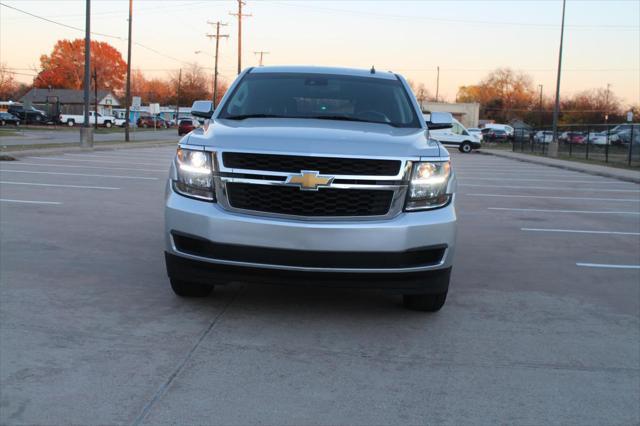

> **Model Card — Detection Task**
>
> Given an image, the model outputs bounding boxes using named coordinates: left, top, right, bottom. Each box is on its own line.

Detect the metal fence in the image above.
left=510, top=124, right=640, bottom=167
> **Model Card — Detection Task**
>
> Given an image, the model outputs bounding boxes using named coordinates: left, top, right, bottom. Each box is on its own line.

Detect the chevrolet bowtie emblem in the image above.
left=285, top=170, right=334, bottom=191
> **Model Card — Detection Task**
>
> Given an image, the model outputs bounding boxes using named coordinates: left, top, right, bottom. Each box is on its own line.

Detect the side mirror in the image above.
left=425, top=111, right=453, bottom=130
left=191, top=100, right=214, bottom=119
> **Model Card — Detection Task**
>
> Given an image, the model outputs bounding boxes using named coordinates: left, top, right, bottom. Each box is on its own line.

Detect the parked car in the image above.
left=614, top=128, right=640, bottom=145
left=427, top=116, right=481, bottom=153
left=177, top=118, right=199, bottom=136
left=484, top=123, right=514, bottom=136
left=7, top=105, right=49, bottom=124
left=482, top=128, right=510, bottom=142
left=533, top=131, right=554, bottom=143
left=137, top=115, right=168, bottom=128
left=166, top=66, right=457, bottom=312
left=560, top=131, right=585, bottom=144
left=467, top=128, right=483, bottom=141
left=59, top=111, right=116, bottom=127
left=0, top=112, right=21, bottom=126
left=586, top=131, right=617, bottom=145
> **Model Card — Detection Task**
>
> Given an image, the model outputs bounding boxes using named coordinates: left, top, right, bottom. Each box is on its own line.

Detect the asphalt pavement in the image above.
left=0, top=147, right=638, bottom=425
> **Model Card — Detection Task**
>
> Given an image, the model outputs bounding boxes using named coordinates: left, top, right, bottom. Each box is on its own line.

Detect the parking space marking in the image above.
left=63, top=153, right=175, bottom=161
left=522, top=228, right=640, bottom=236
left=12, top=162, right=166, bottom=173
left=576, top=263, right=640, bottom=270
left=488, top=207, right=640, bottom=215
left=0, top=170, right=158, bottom=180
left=0, top=181, right=119, bottom=190
left=459, top=177, right=636, bottom=184
left=0, top=198, right=61, bottom=205
left=467, top=193, right=640, bottom=203
left=460, top=184, right=640, bottom=192
left=26, top=157, right=167, bottom=167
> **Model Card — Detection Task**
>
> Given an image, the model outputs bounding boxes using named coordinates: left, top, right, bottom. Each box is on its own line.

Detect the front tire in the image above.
left=104, top=121, right=112, bottom=128
left=403, top=291, right=448, bottom=312
left=459, top=141, right=473, bottom=153
left=170, top=278, right=214, bottom=297
left=67, top=119, right=75, bottom=127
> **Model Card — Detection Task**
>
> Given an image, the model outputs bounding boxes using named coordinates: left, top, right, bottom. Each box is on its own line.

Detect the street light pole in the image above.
left=604, top=83, right=611, bottom=124
left=81, top=0, right=92, bottom=146
left=124, top=0, right=133, bottom=142
left=549, top=0, right=567, bottom=157
left=538, top=84, right=543, bottom=128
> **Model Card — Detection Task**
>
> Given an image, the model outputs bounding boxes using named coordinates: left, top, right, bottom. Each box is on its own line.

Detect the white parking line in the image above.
left=522, top=228, right=640, bottom=236
left=488, top=207, right=640, bottom=215
left=459, top=177, right=636, bottom=184
left=576, top=263, right=640, bottom=270
left=0, top=170, right=158, bottom=180
left=0, top=198, right=61, bottom=205
left=467, top=193, right=640, bottom=202
left=0, top=181, right=119, bottom=190
left=64, top=153, right=174, bottom=161
left=12, top=162, right=166, bottom=173
left=27, top=157, right=167, bottom=167
left=459, top=184, right=640, bottom=193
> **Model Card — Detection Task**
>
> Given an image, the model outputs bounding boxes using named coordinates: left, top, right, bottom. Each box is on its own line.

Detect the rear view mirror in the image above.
left=191, top=100, right=214, bottom=119
left=426, top=112, right=453, bottom=130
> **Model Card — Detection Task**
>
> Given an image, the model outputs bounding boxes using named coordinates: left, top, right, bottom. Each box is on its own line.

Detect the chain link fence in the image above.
left=511, top=124, right=639, bottom=167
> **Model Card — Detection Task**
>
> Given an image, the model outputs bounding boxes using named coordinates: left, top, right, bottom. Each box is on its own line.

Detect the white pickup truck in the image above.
left=59, top=111, right=116, bottom=127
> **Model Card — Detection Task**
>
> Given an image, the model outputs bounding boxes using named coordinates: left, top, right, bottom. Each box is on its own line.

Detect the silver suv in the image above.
left=165, top=66, right=457, bottom=311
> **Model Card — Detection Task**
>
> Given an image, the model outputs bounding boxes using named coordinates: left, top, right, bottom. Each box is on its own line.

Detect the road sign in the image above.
left=132, top=96, right=141, bottom=109
left=149, top=103, right=160, bottom=115
left=627, top=111, right=633, bottom=122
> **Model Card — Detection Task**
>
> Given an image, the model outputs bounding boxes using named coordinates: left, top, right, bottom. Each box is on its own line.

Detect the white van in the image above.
left=425, top=114, right=482, bottom=153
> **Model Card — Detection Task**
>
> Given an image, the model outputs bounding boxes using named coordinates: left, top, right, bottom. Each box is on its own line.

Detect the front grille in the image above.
left=222, top=152, right=401, bottom=176
left=226, top=183, right=394, bottom=217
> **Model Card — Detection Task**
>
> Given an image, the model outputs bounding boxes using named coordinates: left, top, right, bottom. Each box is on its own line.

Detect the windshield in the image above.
left=219, top=72, right=421, bottom=128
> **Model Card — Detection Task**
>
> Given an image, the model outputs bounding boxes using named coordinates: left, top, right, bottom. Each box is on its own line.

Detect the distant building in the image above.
left=509, top=118, right=533, bottom=131
left=420, top=101, right=480, bottom=128
left=20, top=88, right=120, bottom=117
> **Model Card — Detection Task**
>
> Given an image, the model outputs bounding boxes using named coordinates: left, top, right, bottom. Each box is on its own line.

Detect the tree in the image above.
left=34, top=39, right=127, bottom=93
left=168, top=64, right=212, bottom=106
left=560, top=88, right=622, bottom=124
left=407, top=80, right=433, bottom=109
left=457, top=68, right=536, bottom=122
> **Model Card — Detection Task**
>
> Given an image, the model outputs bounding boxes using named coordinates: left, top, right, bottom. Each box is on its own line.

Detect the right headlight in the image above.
left=172, top=147, right=215, bottom=201
left=405, top=161, right=452, bottom=211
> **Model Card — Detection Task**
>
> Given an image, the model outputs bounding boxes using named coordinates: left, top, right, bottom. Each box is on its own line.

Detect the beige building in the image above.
left=420, top=101, right=480, bottom=128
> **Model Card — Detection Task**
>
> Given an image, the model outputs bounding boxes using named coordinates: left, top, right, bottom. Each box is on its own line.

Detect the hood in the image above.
left=184, top=118, right=443, bottom=158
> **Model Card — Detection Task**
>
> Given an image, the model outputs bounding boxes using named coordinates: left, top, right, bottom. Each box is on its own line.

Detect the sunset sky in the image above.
left=1, top=0, right=639, bottom=105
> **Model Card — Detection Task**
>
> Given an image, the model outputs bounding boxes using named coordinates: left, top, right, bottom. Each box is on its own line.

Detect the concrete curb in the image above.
left=478, top=150, right=640, bottom=184
left=1, top=140, right=176, bottom=160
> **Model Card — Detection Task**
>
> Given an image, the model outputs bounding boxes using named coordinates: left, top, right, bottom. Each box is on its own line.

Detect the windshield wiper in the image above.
left=222, top=114, right=285, bottom=120
left=306, top=115, right=400, bottom=127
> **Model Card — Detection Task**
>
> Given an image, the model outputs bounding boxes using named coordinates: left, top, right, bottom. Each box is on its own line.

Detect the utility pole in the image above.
left=175, top=68, right=182, bottom=125
left=253, top=51, right=269, bottom=66
left=550, top=0, right=567, bottom=157
left=93, top=68, right=98, bottom=130
left=230, top=0, right=251, bottom=75
left=124, top=0, right=133, bottom=142
left=206, top=21, right=228, bottom=107
left=538, top=84, right=543, bottom=128
left=81, top=0, right=92, bottom=146
left=435, top=66, right=440, bottom=103
left=604, top=83, right=611, bottom=124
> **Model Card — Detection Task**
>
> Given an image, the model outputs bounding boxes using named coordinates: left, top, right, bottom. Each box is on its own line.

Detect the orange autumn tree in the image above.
left=35, top=39, right=127, bottom=93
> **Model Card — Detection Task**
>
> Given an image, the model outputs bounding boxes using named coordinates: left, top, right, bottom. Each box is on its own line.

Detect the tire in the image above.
left=142, top=123, right=148, bottom=128
left=459, top=141, right=473, bottom=153
left=67, top=119, right=75, bottom=127
left=170, top=278, right=214, bottom=297
left=0, top=120, right=5, bottom=126
left=403, top=291, right=448, bottom=312
left=104, top=121, right=112, bottom=128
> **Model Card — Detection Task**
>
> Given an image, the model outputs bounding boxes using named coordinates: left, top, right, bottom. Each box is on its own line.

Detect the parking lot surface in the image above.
left=0, top=128, right=176, bottom=146
left=1, top=147, right=639, bottom=425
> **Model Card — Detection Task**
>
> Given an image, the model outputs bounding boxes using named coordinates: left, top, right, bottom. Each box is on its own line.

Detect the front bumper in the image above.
left=165, top=187, right=456, bottom=289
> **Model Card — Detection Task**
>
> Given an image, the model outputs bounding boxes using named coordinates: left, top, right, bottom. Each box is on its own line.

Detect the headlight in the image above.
left=405, top=161, right=452, bottom=211
left=172, top=147, right=215, bottom=201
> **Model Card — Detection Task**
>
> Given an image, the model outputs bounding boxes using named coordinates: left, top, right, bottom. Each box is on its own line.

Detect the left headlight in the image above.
left=405, top=161, right=452, bottom=211
left=172, top=147, right=215, bottom=201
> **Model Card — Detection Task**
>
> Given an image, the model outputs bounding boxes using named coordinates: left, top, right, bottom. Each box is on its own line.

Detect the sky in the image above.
left=1, top=0, right=639, bottom=105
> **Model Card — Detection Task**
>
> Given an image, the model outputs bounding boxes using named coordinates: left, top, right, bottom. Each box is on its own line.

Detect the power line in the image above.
left=230, top=0, right=251, bottom=74
left=206, top=21, right=229, bottom=107
left=0, top=2, right=190, bottom=65
left=253, top=51, right=269, bottom=66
